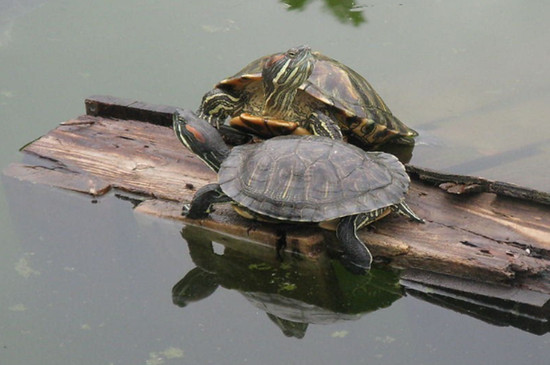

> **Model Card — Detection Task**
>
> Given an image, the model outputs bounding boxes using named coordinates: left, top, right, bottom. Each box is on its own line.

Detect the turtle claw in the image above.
left=181, top=204, right=191, bottom=217
left=339, top=254, right=370, bottom=275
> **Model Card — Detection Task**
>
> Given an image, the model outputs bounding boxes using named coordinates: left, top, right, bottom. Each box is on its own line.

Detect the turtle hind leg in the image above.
left=336, top=214, right=373, bottom=274
left=183, top=183, right=231, bottom=219
left=392, top=202, right=424, bottom=223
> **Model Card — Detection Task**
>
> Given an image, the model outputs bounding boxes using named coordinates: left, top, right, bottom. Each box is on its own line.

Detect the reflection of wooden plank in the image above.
left=400, top=268, right=550, bottom=335
left=401, top=268, right=550, bottom=308
left=4, top=96, right=550, bottom=292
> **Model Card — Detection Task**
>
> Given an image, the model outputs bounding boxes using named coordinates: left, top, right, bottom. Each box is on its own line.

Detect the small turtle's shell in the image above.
left=217, top=51, right=417, bottom=144
left=218, top=135, right=410, bottom=222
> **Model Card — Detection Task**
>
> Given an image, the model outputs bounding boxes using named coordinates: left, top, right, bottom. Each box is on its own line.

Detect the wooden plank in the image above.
left=85, top=95, right=176, bottom=127
left=4, top=97, right=550, bottom=292
left=3, top=161, right=111, bottom=196
left=407, top=164, right=550, bottom=205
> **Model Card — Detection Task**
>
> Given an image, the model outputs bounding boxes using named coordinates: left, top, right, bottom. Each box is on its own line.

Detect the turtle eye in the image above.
left=287, top=48, right=298, bottom=58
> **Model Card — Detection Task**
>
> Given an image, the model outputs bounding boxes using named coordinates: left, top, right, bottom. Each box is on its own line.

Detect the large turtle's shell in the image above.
left=217, top=51, right=416, bottom=141
left=218, top=135, right=410, bottom=222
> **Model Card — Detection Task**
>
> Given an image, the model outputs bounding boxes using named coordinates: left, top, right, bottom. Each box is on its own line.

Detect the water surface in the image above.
left=1, top=1, right=549, bottom=364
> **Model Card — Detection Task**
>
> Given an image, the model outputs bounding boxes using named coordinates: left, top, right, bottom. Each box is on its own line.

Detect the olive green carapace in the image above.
left=219, top=136, right=410, bottom=222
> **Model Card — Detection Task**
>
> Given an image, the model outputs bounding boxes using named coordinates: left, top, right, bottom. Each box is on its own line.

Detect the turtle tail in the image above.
left=393, top=202, right=424, bottom=223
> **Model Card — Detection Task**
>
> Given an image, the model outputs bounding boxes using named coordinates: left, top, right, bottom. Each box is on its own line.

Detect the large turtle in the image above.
left=196, top=45, right=418, bottom=148
left=173, top=109, right=423, bottom=273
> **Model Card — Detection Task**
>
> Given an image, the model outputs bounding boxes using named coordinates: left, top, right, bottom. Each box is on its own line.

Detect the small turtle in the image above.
left=196, top=45, right=417, bottom=148
left=173, top=109, right=423, bottom=273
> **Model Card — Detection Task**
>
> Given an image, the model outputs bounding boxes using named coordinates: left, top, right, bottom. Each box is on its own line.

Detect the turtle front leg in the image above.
left=336, top=214, right=374, bottom=274
left=198, top=88, right=243, bottom=129
left=305, top=111, right=344, bottom=140
left=183, top=183, right=232, bottom=219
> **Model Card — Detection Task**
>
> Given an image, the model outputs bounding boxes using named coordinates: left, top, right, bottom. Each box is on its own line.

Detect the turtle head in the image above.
left=262, top=45, right=314, bottom=116
left=173, top=108, right=230, bottom=173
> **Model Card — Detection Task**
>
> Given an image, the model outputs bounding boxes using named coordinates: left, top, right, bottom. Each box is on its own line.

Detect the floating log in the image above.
left=4, top=96, right=550, bottom=298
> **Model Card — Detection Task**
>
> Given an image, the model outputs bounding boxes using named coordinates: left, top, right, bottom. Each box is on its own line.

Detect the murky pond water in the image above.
left=1, top=0, right=549, bottom=364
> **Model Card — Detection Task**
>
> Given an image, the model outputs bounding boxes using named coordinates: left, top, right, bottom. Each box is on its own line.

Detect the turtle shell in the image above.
left=218, top=135, right=410, bottom=222
left=217, top=51, right=417, bottom=144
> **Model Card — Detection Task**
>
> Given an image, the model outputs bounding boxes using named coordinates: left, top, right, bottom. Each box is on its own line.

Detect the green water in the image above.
left=1, top=1, right=549, bottom=364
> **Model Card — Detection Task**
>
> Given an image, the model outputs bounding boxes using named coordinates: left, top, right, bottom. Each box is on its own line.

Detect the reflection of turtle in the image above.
left=172, top=226, right=403, bottom=339
left=197, top=45, right=418, bottom=149
left=173, top=109, right=423, bottom=273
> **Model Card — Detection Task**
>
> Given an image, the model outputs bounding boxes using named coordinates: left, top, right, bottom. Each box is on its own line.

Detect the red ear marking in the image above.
left=265, top=54, right=285, bottom=68
left=186, top=125, right=206, bottom=143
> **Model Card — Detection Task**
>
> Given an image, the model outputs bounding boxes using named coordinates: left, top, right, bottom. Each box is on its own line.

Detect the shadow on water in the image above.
left=173, top=225, right=550, bottom=338
left=445, top=139, right=549, bottom=175
left=173, top=225, right=402, bottom=338
left=281, top=0, right=366, bottom=26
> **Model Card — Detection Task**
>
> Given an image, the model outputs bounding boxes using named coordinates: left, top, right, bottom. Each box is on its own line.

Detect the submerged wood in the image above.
left=4, top=96, right=550, bottom=299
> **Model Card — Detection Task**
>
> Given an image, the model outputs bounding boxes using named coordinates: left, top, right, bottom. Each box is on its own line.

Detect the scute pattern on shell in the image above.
left=218, top=135, right=410, bottom=222
left=300, top=52, right=391, bottom=119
